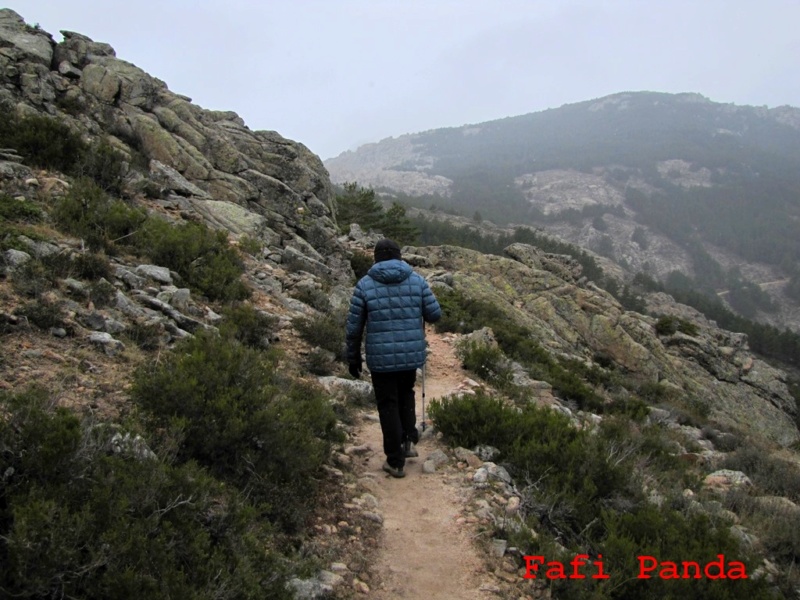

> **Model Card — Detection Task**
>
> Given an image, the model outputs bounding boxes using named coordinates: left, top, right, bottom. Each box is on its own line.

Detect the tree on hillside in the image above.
left=380, top=202, right=419, bottom=245
left=334, top=182, right=383, bottom=233
left=334, top=183, right=419, bottom=245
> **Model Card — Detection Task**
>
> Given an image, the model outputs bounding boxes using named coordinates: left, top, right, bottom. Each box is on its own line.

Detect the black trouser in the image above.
left=371, top=369, right=419, bottom=469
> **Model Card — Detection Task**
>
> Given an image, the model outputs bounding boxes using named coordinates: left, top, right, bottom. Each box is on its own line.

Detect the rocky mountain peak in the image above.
left=1, top=9, right=351, bottom=284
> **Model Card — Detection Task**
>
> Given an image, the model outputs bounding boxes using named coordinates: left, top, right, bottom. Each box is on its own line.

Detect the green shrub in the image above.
left=430, top=391, right=630, bottom=529
left=11, top=259, right=59, bottom=298
left=291, top=286, right=333, bottom=312
left=219, top=303, right=279, bottom=348
left=87, top=278, right=116, bottom=308
left=590, top=505, right=770, bottom=600
left=0, top=388, right=293, bottom=599
left=52, top=178, right=146, bottom=251
left=136, top=217, right=250, bottom=302
left=14, top=298, right=67, bottom=330
left=72, top=252, right=114, bottom=281
left=655, top=314, right=699, bottom=336
left=10, top=252, right=112, bottom=298
left=75, top=138, right=127, bottom=194
left=721, top=446, right=800, bottom=502
left=431, top=391, right=772, bottom=599
left=436, top=288, right=615, bottom=411
left=0, top=193, right=43, bottom=223
left=125, top=320, right=165, bottom=350
left=0, top=108, right=87, bottom=173
left=456, top=339, right=514, bottom=389
left=294, top=310, right=347, bottom=361
left=306, top=347, right=336, bottom=375
left=428, top=390, right=517, bottom=450
left=350, top=251, right=373, bottom=279
left=130, top=331, right=341, bottom=531
left=237, top=234, right=263, bottom=256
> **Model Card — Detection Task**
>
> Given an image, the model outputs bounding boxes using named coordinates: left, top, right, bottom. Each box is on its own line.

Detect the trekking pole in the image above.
left=421, top=361, right=427, bottom=432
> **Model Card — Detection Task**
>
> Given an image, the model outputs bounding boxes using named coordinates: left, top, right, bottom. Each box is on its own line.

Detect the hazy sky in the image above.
left=13, top=0, right=800, bottom=160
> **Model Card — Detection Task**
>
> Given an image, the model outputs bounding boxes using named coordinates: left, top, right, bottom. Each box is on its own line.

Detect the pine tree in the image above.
left=380, top=202, right=419, bottom=245
left=334, top=182, right=384, bottom=233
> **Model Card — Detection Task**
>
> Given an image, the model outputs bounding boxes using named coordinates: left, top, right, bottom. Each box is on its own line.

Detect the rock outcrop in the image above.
left=0, top=8, right=350, bottom=284
left=408, top=244, right=799, bottom=446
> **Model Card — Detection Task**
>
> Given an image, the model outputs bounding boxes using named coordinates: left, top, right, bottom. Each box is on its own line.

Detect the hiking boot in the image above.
left=403, top=440, right=419, bottom=458
left=382, top=461, right=405, bottom=478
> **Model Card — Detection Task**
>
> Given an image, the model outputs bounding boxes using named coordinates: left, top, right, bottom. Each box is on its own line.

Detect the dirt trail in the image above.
left=353, top=331, right=495, bottom=599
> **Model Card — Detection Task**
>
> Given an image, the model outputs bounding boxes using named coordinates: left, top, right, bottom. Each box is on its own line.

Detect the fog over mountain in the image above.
left=326, top=92, right=800, bottom=334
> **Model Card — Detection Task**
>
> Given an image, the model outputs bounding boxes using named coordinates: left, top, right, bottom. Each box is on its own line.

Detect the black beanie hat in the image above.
left=374, top=238, right=401, bottom=262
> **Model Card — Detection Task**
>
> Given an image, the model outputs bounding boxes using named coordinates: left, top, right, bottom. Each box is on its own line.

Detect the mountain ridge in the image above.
left=325, top=91, right=800, bottom=334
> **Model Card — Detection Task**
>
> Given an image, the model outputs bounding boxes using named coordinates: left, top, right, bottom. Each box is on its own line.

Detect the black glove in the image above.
left=349, top=360, right=362, bottom=379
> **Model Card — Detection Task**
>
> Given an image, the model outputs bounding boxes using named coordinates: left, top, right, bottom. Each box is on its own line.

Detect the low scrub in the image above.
left=456, top=339, right=514, bottom=390
left=0, top=387, right=293, bottom=599
left=52, top=184, right=250, bottom=302
left=14, top=298, right=67, bottom=330
left=430, top=391, right=772, bottom=599
left=439, top=288, right=643, bottom=415
left=655, top=314, right=699, bottom=336
left=130, top=330, right=342, bottom=531
left=0, top=107, right=129, bottom=194
left=0, top=108, right=86, bottom=173
left=294, top=310, right=347, bottom=361
left=0, top=193, right=43, bottom=223
left=135, top=217, right=250, bottom=302
left=721, top=446, right=800, bottom=502
left=52, top=177, right=146, bottom=252
left=350, top=251, right=373, bottom=279
left=219, top=303, right=279, bottom=349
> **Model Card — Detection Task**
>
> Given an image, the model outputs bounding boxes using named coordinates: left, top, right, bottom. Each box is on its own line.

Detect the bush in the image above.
left=294, top=310, right=347, bottom=361
left=591, top=505, right=770, bottom=600
left=0, top=108, right=87, bottom=173
left=130, top=331, right=341, bottom=531
left=456, top=339, right=514, bottom=390
left=0, top=387, right=293, bottom=599
left=72, top=252, right=113, bottom=281
left=306, top=347, right=336, bottom=376
left=10, top=252, right=112, bottom=298
left=125, top=320, right=165, bottom=350
left=430, top=391, right=772, bottom=599
left=11, top=259, right=59, bottom=298
left=430, top=391, right=630, bottom=528
left=655, top=314, right=699, bottom=336
left=52, top=178, right=146, bottom=252
left=350, top=251, right=373, bottom=279
left=219, top=303, right=279, bottom=349
left=721, top=446, right=800, bottom=502
left=14, top=298, right=66, bottom=330
left=136, top=217, right=250, bottom=302
left=75, top=138, right=127, bottom=195
left=87, top=278, right=116, bottom=308
left=237, top=234, right=263, bottom=256
left=291, top=286, right=332, bottom=312
left=435, top=287, right=613, bottom=412
left=0, top=193, right=43, bottom=223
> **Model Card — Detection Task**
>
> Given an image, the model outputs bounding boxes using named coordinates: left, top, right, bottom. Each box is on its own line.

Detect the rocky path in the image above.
left=353, top=331, right=496, bottom=599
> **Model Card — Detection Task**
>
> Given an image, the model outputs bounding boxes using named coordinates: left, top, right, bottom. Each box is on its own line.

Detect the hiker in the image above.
left=345, top=239, right=442, bottom=478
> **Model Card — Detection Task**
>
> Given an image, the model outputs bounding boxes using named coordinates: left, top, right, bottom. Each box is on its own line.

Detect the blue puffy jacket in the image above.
left=346, top=259, right=441, bottom=373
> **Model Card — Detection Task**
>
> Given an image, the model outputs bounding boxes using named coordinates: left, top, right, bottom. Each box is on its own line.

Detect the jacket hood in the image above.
left=367, top=259, right=413, bottom=284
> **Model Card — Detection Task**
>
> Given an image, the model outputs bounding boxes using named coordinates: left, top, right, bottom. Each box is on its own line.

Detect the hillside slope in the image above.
left=325, top=92, right=800, bottom=333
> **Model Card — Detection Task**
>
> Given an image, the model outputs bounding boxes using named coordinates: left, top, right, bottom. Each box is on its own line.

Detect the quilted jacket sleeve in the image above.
left=421, top=279, right=442, bottom=324
left=345, top=281, right=367, bottom=363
